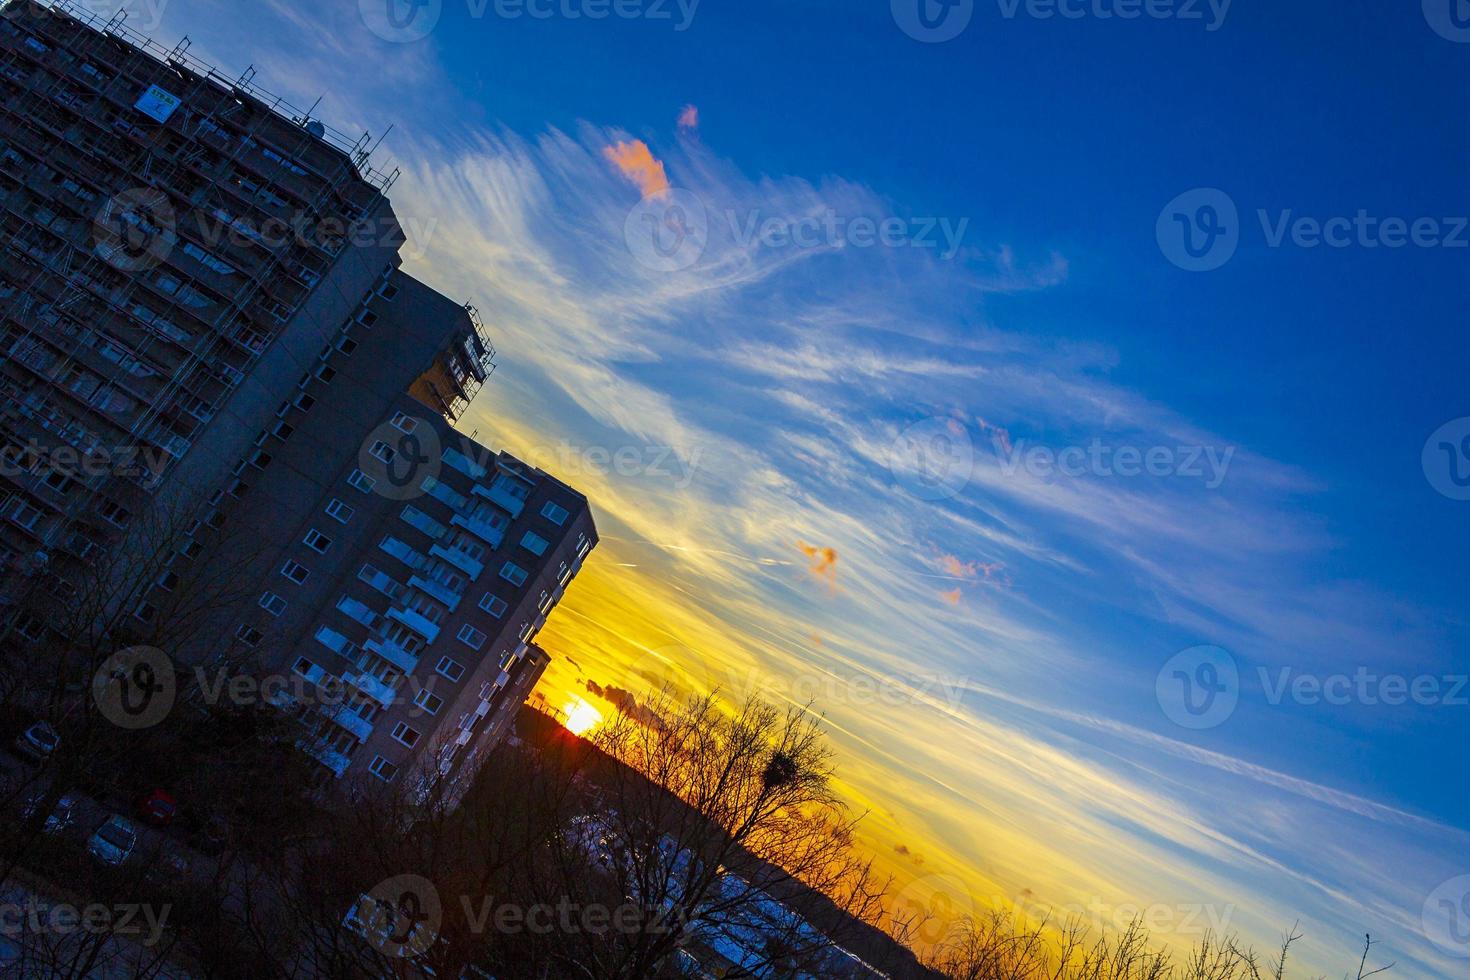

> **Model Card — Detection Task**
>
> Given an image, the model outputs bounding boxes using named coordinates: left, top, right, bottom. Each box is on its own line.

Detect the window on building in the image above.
left=391, top=413, right=417, bottom=434
left=479, top=594, right=508, bottom=619
left=97, top=499, right=130, bottom=528
left=413, top=690, right=444, bottom=715
left=347, top=469, right=376, bottom=493
left=519, top=531, right=549, bottom=556
left=541, top=501, right=570, bottom=525
left=457, top=624, right=488, bottom=650
left=435, top=657, right=465, bottom=682
left=368, top=756, right=398, bottom=781
left=259, top=593, right=287, bottom=617
left=499, top=562, right=528, bottom=587
left=390, top=722, right=420, bottom=748
left=235, top=624, right=263, bottom=647
left=280, top=560, right=310, bottom=585
left=303, top=529, right=332, bottom=553
left=369, top=441, right=395, bottom=464
left=326, top=498, right=356, bottom=523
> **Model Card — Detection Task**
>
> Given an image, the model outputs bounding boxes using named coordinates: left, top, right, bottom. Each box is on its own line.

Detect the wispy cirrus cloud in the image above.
left=144, top=4, right=1465, bottom=975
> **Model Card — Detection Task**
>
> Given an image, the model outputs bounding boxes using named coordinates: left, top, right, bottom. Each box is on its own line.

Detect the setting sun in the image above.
left=562, top=699, right=602, bottom=736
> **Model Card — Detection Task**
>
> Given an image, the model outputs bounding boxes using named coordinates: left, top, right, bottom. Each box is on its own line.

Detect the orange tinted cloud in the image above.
left=603, top=139, right=670, bottom=197
left=678, top=104, right=699, bottom=130
left=797, top=541, right=839, bottom=590
left=940, top=588, right=963, bottom=605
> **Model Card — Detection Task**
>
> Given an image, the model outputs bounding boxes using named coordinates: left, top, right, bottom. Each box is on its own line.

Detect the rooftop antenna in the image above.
left=367, top=123, right=395, bottom=159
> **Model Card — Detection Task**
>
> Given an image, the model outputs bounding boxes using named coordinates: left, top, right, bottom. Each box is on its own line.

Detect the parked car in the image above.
left=13, top=722, right=58, bottom=763
left=20, top=793, right=76, bottom=835
left=134, top=789, right=178, bottom=827
left=87, top=816, right=138, bottom=865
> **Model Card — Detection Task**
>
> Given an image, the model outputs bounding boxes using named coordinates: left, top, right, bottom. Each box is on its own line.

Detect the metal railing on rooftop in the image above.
left=15, top=0, right=400, bottom=191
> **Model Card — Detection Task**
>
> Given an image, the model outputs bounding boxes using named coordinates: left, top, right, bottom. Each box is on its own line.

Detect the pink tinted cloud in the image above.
left=677, top=104, right=699, bottom=130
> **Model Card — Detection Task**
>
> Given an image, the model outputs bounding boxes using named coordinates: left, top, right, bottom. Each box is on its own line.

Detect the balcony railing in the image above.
left=343, top=670, right=396, bottom=707
left=385, top=606, right=441, bottom=646
left=364, top=636, right=418, bottom=675
left=451, top=513, right=505, bottom=550
left=408, top=574, right=461, bottom=612
left=300, top=740, right=351, bottom=777
left=474, top=483, right=526, bottom=520
left=429, top=544, right=483, bottom=581
left=326, top=705, right=374, bottom=743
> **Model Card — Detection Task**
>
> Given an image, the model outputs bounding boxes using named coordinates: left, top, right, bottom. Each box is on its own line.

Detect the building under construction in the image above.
left=0, top=0, right=597, bottom=795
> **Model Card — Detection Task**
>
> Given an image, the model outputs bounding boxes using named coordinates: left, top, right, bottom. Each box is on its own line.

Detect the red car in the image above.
left=134, top=789, right=178, bottom=827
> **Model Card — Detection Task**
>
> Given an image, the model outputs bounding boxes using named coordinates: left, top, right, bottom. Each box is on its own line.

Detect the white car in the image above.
left=87, top=816, right=138, bottom=865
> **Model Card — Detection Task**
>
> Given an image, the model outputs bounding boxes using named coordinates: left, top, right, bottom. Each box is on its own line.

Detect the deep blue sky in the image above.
left=160, top=0, right=1469, bottom=972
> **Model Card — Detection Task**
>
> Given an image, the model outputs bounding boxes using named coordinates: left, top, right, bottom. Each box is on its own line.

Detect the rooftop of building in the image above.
left=2, top=0, right=399, bottom=191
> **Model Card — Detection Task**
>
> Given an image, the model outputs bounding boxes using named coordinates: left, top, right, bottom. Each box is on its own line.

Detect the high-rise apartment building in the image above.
left=0, top=0, right=403, bottom=595
left=0, top=0, right=597, bottom=798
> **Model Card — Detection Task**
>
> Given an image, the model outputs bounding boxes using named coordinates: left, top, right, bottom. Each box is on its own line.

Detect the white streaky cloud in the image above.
left=129, top=6, right=1463, bottom=976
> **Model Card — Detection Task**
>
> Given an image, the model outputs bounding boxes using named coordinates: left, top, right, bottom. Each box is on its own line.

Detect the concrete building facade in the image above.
left=0, top=0, right=596, bottom=799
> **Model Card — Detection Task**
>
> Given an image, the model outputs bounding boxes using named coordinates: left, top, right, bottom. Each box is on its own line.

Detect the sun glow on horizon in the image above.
left=563, top=698, right=603, bottom=736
